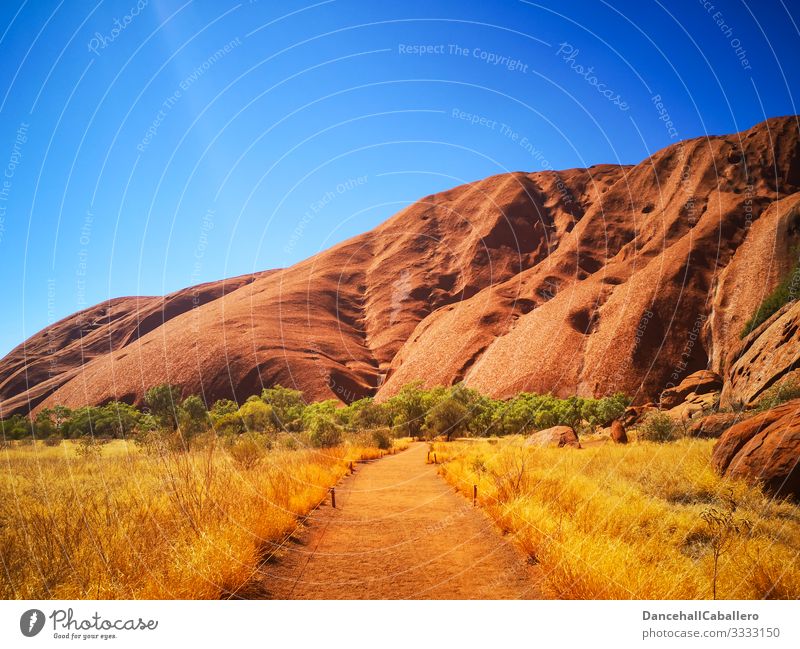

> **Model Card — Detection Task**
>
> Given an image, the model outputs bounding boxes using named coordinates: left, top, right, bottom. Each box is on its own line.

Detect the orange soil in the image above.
left=256, top=443, right=543, bottom=599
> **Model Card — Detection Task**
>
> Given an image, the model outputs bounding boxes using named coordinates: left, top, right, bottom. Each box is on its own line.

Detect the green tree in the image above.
left=33, top=410, right=57, bottom=438
left=465, top=394, right=503, bottom=437
left=638, top=411, right=679, bottom=442
left=97, top=402, right=142, bottom=438
left=302, top=399, right=339, bottom=430
left=209, top=399, right=244, bottom=435
left=144, top=384, right=182, bottom=430
left=179, top=395, right=209, bottom=437
left=552, top=396, right=584, bottom=430
left=261, top=385, right=306, bottom=430
left=238, top=396, right=274, bottom=432
left=210, top=399, right=238, bottom=419
left=308, top=416, right=342, bottom=448
left=1, top=414, right=32, bottom=440
left=424, top=396, right=468, bottom=441
left=388, top=382, right=441, bottom=438
left=346, top=397, right=390, bottom=431
left=595, top=394, right=631, bottom=427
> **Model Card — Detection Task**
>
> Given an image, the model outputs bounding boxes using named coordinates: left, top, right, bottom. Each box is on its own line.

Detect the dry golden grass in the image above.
left=434, top=437, right=800, bottom=599
left=0, top=438, right=386, bottom=599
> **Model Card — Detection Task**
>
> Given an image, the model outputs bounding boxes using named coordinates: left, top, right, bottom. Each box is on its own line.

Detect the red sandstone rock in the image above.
left=660, top=370, right=723, bottom=409
left=526, top=425, right=582, bottom=449
left=686, top=412, right=741, bottom=438
left=610, top=420, right=628, bottom=444
left=712, top=399, right=800, bottom=499
left=0, top=116, right=799, bottom=415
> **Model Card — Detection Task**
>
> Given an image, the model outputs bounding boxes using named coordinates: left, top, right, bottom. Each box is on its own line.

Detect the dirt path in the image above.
left=255, top=442, right=544, bottom=599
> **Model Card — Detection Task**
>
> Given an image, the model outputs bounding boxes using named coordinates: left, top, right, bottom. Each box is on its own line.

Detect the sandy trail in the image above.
left=255, top=442, right=543, bottom=599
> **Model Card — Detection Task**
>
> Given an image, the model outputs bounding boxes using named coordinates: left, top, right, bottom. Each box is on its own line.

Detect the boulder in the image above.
left=712, top=399, right=800, bottom=499
left=622, top=404, right=657, bottom=428
left=526, top=425, right=581, bottom=449
left=686, top=412, right=741, bottom=438
left=660, top=370, right=723, bottom=409
left=610, top=420, right=628, bottom=444
left=665, top=390, right=719, bottom=421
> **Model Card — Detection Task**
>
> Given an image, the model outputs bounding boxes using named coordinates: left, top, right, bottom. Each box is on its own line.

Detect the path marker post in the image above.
left=330, top=487, right=336, bottom=509
left=349, top=461, right=354, bottom=474
left=473, top=484, right=477, bottom=507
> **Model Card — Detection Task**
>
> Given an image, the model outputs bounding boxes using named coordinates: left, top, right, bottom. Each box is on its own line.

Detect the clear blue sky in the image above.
left=0, top=0, right=798, bottom=357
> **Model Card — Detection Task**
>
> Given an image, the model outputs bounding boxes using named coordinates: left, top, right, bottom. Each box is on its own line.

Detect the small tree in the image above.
left=308, top=417, right=342, bottom=448
left=553, top=395, right=584, bottom=430
left=238, top=397, right=274, bottom=432
left=424, top=396, right=468, bottom=441
left=179, top=395, right=209, bottom=438
left=387, top=381, right=435, bottom=438
left=701, top=493, right=751, bottom=599
left=348, top=397, right=390, bottom=431
left=261, top=385, right=306, bottom=430
left=144, top=384, right=182, bottom=430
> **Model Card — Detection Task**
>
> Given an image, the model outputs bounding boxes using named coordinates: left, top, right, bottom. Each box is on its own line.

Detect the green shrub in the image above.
left=238, top=397, right=274, bottom=432
left=308, top=417, right=342, bottom=448
left=637, top=411, right=680, bottom=442
left=370, top=427, right=392, bottom=450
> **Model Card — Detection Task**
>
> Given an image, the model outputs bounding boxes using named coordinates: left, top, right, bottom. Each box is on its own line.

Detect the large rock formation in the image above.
left=712, top=399, right=800, bottom=499
left=1, top=116, right=799, bottom=415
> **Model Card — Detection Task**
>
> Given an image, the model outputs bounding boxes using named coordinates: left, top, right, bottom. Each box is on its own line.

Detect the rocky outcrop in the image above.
left=720, top=301, right=800, bottom=408
left=686, top=412, right=741, bottom=438
left=526, top=426, right=582, bottom=449
left=712, top=399, right=800, bottom=499
left=622, top=404, right=657, bottom=428
left=708, top=193, right=800, bottom=375
left=660, top=370, right=723, bottom=409
left=1, top=116, right=799, bottom=415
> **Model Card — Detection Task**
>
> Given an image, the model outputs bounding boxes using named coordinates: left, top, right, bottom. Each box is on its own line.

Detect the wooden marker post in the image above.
left=330, top=487, right=336, bottom=509
left=473, top=484, right=478, bottom=507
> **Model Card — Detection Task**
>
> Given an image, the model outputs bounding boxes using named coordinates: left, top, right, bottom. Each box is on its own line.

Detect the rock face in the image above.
left=526, top=426, right=582, bottom=449
left=1, top=116, right=800, bottom=415
left=660, top=370, right=723, bottom=409
left=686, top=412, right=741, bottom=438
left=712, top=400, right=800, bottom=499
left=720, top=300, right=800, bottom=408
left=610, top=420, right=628, bottom=444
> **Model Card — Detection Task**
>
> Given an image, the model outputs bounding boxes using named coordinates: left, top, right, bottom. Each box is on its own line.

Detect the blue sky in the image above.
left=0, top=0, right=798, bottom=356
